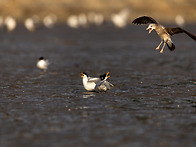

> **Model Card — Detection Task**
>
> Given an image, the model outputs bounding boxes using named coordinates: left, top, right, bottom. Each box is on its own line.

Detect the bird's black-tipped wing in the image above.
left=132, top=16, right=158, bottom=25
left=166, top=27, right=196, bottom=41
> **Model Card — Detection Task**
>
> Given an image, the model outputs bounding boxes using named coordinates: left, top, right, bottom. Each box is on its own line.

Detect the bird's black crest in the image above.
left=82, top=72, right=88, bottom=76
left=100, top=74, right=106, bottom=80
left=132, top=16, right=158, bottom=25
left=39, top=57, right=44, bottom=60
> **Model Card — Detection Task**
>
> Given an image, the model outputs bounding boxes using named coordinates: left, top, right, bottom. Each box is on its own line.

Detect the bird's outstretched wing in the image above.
left=166, top=27, right=196, bottom=41
left=88, top=77, right=100, bottom=82
left=132, top=16, right=158, bottom=25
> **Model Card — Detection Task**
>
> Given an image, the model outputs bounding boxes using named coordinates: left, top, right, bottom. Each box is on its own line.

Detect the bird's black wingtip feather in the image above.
left=132, top=16, right=158, bottom=25
left=132, top=19, right=142, bottom=25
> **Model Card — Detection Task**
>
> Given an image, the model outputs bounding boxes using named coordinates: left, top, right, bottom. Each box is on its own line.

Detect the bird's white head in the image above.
left=146, top=24, right=156, bottom=34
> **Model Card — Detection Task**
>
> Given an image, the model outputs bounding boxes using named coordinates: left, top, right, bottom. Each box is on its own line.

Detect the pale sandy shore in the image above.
left=0, top=0, right=196, bottom=23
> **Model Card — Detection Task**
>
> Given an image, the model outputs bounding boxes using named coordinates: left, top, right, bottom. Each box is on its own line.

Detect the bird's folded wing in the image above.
left=105, top=81, right=114, bottom=87
left=102, top=81, right=114, bottom=88
left=46, top=60, right=50, bottom=65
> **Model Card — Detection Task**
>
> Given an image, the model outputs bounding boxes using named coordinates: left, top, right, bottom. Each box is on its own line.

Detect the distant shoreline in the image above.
left=0, top=0, right=196, bottom=23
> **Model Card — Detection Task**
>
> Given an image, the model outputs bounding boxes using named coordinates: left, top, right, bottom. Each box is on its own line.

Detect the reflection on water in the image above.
left=82, top=92, right=96, bottom=99
left=0, top=25, right=196, bottom=147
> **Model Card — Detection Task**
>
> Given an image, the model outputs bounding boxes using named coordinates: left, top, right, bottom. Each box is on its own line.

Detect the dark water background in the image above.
left=0, top=24, right=196, bottom=147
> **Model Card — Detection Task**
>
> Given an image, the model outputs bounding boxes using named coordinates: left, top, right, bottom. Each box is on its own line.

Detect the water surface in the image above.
left=0, top=25, right=196, bottom=147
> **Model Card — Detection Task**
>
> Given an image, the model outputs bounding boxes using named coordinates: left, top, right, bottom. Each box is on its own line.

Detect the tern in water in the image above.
left=37, top=57, right=49, bottom=72
left=81, top=72, right=114, bottom=92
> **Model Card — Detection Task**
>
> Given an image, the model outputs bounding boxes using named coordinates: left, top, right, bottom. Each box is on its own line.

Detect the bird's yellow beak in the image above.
left=81, top=73, right=84, bottom=77
left=106, top=72, right=110, bottom=78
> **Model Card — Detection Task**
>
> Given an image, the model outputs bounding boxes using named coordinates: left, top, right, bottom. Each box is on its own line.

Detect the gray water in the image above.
left=0, top=25, right=196, bottom=147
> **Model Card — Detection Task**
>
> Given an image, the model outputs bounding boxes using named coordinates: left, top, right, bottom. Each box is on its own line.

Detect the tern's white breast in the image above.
left=37, top=60, right=48, bottom=70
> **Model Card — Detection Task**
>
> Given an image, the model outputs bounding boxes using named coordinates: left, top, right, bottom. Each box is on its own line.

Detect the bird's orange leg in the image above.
left=156, top=41, right=163, bottom=50
left=160, top=42, right=166, bottom=53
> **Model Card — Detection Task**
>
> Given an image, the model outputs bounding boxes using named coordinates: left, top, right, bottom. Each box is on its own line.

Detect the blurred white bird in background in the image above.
left=67, top=15, right=79, bottom=28
left=111, top=8, right=130, bottom=28
left=4, top=16, right=16, bottom=32
left=43, top=14, right=57, bottom=28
